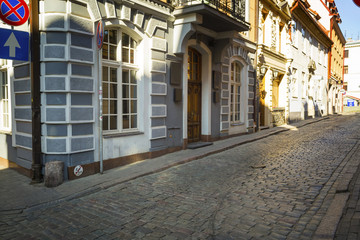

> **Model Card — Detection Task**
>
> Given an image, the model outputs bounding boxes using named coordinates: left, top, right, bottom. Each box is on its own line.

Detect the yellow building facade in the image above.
left=328, top=14, right=345, bottom=114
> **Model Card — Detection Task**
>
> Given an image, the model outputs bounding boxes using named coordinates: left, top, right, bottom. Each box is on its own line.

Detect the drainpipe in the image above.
left=327, top=17, right=334, bottom=115
left=254, top=0, right=260, bottom=132
left=342, top=46, right=345, bottom=113
left=30, top=0, right=42, bottom=183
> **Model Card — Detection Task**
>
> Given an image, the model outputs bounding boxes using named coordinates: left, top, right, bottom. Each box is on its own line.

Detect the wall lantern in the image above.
left=272, top=70, right=279, bottom=78
left=292, top=67, right=297, bottom=75
left=260, top=66, right=267, bottom=75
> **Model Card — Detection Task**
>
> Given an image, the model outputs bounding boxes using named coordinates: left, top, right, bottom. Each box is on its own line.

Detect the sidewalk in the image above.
left=0, top=116, right=331, bottom=214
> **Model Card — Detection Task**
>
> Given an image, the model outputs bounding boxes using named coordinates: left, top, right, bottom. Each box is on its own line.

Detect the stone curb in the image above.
left=15, top=116, right=331, bottom=213
left=313, top=141, right=360, bottom=239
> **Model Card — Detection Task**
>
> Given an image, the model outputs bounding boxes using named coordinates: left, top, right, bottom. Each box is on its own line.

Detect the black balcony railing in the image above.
left=174, top=0, right=246, bottom=22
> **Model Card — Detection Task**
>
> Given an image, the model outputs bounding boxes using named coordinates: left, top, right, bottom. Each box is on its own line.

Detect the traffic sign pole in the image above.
left=29, top=0, right=42, bottom=183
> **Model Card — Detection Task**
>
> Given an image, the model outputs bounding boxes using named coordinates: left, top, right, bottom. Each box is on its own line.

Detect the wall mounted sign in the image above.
left=0, top=0, right=29, bottom=26
left=74, top=165, right=84, bottom=177
left=0, top=28, right=29, bottom=60
left=96, top=20, right=104, bottom=49
left=354, top=0, right=360, bottom=7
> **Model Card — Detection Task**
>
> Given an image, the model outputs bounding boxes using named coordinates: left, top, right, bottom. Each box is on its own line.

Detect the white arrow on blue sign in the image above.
left=0, top=28, right=29, bottom=61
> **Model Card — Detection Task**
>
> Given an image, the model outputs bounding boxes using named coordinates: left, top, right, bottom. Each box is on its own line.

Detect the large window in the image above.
left=291, top=20, right=297, bottom=47
left=302, top=27, right=306, bottom=53
left=230, top=62, right=242, bottom=123
left=0, top=71, right=10, bottom=130
left=102, top=29, right=138, bottom=132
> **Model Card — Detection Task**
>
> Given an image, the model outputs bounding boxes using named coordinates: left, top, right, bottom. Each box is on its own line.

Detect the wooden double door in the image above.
left=188, top=48, right=201, bottom=143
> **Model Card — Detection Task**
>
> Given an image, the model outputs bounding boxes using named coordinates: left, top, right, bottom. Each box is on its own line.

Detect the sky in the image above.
left=335, top=1, right=360, bottom=40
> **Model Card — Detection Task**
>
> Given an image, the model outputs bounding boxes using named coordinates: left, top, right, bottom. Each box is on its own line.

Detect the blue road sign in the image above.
left=0, top=28, right=29, bottom=61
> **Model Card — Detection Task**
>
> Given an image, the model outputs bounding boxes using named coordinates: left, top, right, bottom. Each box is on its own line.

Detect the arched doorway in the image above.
left=187, top=47, right=202, bottom=142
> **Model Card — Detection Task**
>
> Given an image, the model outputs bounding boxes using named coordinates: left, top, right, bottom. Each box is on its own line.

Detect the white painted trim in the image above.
left=183, top=39, right=212, bottom=138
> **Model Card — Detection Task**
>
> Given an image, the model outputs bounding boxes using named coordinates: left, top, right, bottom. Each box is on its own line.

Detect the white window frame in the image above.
left=102, top=29, right=140, bottom=134
left=292, top=20, right=297, bottom=47
left=230, top=61, right=243, bottom=124
left=302, top=27, right=307, bottom=54
left=0, top=69, right=10, bottom=132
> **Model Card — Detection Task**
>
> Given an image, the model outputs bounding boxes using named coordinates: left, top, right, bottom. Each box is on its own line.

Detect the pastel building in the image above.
left=344, top=40, right=360, bottom=106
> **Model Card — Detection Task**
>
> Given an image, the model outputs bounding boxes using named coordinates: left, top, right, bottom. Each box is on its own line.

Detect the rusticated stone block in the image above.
left=44, top=161, right=64, bottom=187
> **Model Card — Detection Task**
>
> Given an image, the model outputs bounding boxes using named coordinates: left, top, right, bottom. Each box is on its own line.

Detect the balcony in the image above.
left=173, top=0, right=249, bottom=32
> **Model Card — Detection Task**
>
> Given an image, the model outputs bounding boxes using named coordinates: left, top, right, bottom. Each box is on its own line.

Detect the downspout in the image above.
left=342, top=46, right=345, bottom=112
left=327, top=17, right=334, bottom=115
left=30, top=0, right=42, bottom=183
left=254, top=0, right=259, bottom=131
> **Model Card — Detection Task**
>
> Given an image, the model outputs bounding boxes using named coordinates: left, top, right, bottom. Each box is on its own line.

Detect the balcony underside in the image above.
left=174, top=3, right=249, bottom=32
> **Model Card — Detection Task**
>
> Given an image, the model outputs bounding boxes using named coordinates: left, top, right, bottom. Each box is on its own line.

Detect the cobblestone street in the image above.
left=1, top=115, right=360, bottom=239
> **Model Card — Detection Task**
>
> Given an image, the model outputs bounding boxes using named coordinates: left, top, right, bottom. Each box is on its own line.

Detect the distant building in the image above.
left=287, top=0, right=332, bottom=122
left=256, top=0, right=291, bottom=127
left=324, top=0, right=345, bottom=114
left=344, top=39, right=360, bottom=106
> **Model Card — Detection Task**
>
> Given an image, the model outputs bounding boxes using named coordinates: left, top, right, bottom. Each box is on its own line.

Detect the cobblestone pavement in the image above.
left=1, top=115, right=360, bottom=239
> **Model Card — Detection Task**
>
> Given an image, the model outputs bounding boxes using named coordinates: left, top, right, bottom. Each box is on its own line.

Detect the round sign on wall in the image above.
left=74, top=165, right=84, bottom=177
left=96, top=20, right=104, bottom=49
left=0, top=0, right=29, bottom=26
left=354, top=0, right=360, bottom=7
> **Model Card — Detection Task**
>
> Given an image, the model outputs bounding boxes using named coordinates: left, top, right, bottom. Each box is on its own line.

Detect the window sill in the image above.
left=231, top=122, right=245, bottom=126
left=0, top=130, right=12, bottom=135
left=103, top=131, right=144, bottom=139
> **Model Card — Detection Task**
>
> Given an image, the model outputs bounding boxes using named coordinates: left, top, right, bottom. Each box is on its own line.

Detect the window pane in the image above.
left=131, top=115, right=137, bottom=128
left=122, top=48, right=129, bottom=62
left=130, top=70, right=136, bottom=83
left=103, top=100, right=108, bottom=114
left=122, top=33, right=129, bottom=46
left=123, top=115, right=129, bottom=129
left=110, top=46, right=117, bottom=60
left=104, top=30, right=109, bottom=42
left=4, top=101, right=8, bottom=112
left=130, top=85, right=136, bottom=98
left=109, top=30, right=117, bottom=44
left=102, top=83, right=108, bottom=98
left=4, top=116, right=8, bottom=128
left=123, top=100, right=129, bottom=114
left=131, top=100, right=137, bottom=113
left=102, top=44, right=108, bottom=59
left=103, top=116, right=108, bottom=130
left=102, top=66, right=108, bottom=81
left=130, top=50, right=134, bottom=64
left=123, top=71, right=129, bottom=83
left=123, top=85, right=129, bottom=98
left=110, top=116, right=117, bottom=129
left=110, top=83, right=117, bottom=98
left=110, top=68, right=117, bottom=82
left=236, top=73, right=241, bottom=83
left=110, top=100, right=117, bottom=114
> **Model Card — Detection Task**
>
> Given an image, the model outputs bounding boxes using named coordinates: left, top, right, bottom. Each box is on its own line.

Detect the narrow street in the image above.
left=1, top=115, right=360, bottom=239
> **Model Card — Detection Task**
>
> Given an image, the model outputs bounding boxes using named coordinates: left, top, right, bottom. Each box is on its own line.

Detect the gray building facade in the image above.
left=0, top=0, right=256, bottom=180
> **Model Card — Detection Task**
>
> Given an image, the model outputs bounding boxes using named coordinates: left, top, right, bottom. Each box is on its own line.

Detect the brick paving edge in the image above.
left=313, top=140, right=360, bottom=239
